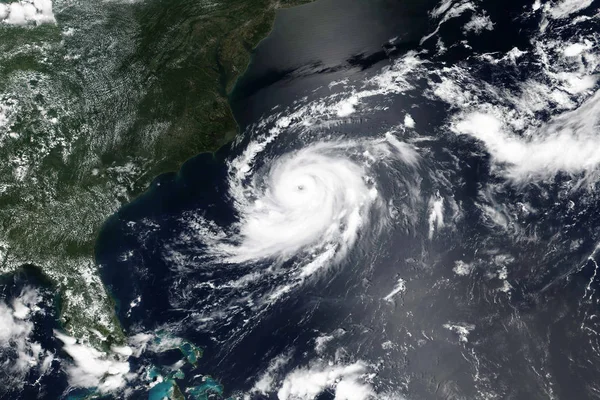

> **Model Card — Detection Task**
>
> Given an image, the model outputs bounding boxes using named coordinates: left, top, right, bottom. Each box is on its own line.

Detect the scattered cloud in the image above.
left=463, top=13, right=494, bottom=34
left=277, top=362, right=375, bottom=400
left=0, top=287, right=55, bottom=392
left=55, top=332, right=133, bottom=393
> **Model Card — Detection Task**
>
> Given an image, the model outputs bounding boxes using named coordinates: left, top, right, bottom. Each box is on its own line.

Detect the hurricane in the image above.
left=222, top=141, right=381, bottom=265
left=87, top=2, right=600, bottom=396
left=162, top=131, right=424, bottom=328
left=6, top=0, right=600, bottom=398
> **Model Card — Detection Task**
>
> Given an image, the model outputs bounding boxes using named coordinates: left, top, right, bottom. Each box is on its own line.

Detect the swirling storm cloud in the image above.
left=7, top=0, right=600, bottom=398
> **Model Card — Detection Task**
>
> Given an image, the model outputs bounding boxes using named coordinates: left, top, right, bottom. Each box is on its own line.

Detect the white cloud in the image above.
left=384, top=132, right=420, bottom=166
left=554, top=72, right=597, bottom=94
left=55, top=332, right=132, bottom=393
left=53, top=330, right=214, bottom=395
left=383, top=278, right=406, bottom=302
left=250, top=353, right=292, bottom=395
left=314, top=329, right=346, bottom=354
left=453, top=260, right=473, bottom=276
left=463, top=14, right=494, bottom=34
left=128, top=332, right=153, bottom=357
left=1, top=0, right=55, bottom=25
left=428, top=195, right=445, bottom=239
left=424, top=0, right=600, bottom=185
left=111, top=344, right=134, bottom=357
left=0, top=4, right=8, bottom=19
left=0, top=300, right=33, bottom=345
left=452, top=88, right=600, bottom=181
left=443, top=323, right=475, bottom=343
left=336, top=95, right=359, bottom=117
left=0, top=287, right=54, bottom=391
left=403, top=114, right=415, bottom=128
left=563, top=41, right=592, bottom=57
left=11, top=285, right=41, bottom=319
left=334, top=379, right=376, bottom=400
left=277, top=362, right=375, bottom=400
left=222, top=141, right=382, bottom=270
left=6, top=2, right=26, bottom=24
left=314, top=335, right=334, bottom=354
left=422, top=0, right=478, bottom=44
left=430, top=0, right=455, bottom=18
left=546, top=0, right=594, bottom=19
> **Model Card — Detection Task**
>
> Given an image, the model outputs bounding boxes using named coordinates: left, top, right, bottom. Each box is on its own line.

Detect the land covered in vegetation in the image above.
left=0, top=0, right=311, bottom=346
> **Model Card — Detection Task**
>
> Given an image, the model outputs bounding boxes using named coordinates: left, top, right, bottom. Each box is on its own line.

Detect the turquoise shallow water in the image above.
left=97, top=0, right=600, bottom=397
left=187, top=378, right=224, bottom=399
left=147, top=369, right=223, bottom=400
left=4, top=0, right=600, bottom=399
left=148, top=381, right=175, bottom=400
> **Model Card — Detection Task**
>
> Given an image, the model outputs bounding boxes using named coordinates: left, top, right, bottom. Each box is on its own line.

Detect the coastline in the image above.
left=87, top=0, right=317, bottom=345
left=0, top=0, right=316, bottom=351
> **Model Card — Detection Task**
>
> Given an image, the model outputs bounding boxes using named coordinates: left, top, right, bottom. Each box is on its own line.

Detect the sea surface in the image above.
left=95, top=0, right=600, bottom=398
left=98, top=0, right=434, bottom=392
left=5, top=0, right=600, bottom=398
left=231, top=0, right=441, bottom=127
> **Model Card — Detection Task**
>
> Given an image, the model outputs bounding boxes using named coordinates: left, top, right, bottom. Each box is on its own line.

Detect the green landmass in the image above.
left=0, top=0, right=311, bottom=346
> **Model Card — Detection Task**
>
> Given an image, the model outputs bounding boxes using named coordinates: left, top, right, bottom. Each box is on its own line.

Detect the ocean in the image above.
left=93, top=0, right=600, bottom=398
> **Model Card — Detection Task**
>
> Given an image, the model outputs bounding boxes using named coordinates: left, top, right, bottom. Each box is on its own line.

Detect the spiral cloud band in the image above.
left=222, top=142, right=380, bottom=266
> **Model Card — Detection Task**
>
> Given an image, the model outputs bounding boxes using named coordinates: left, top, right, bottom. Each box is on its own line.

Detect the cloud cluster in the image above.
left=248, top=353, right=292, bottom=396
left=463, top=13, right=494, bottom=34
left=451, top=91, right=600, bottom=182
left=427, top=195, right=445, bottom=239
left=383, top=278, right=407, bottom=302
left=223, top=141, right=380, bottom=266
left=0, top=287, right=54, bottom=392
left=243, top=353, right=388, bottom=400
left=277, top=362, right=375, bottom=400
left=423, top=2, right=600, bottom=184
left=545, top=0, right=594, bottom=19
left=55, top=332, right=134, bottom=394
left=0, top=0, right=55, bottom=25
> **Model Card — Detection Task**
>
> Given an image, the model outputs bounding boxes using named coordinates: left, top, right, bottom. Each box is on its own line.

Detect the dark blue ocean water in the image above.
left=96, top=0, right=600, bottom=398
left=0, top=267, right=67, bottom=399
left=4, top=0, right=600, bottom=398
